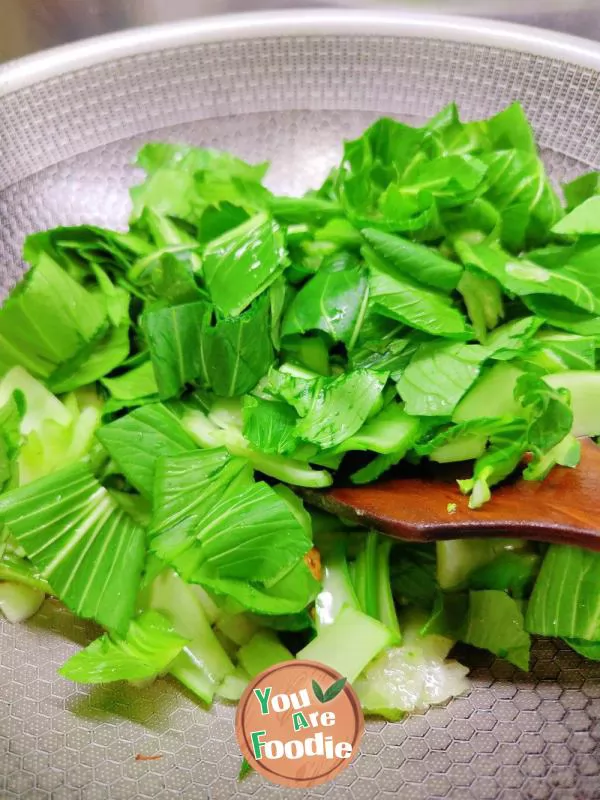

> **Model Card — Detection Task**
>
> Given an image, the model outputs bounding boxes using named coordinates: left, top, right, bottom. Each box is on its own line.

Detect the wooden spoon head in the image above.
left=303, top=438, right=600, bottom=551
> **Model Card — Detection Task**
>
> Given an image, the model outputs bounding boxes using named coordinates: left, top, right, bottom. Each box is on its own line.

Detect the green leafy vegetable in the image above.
left=242, top=396, right=298, bottom=455
left=143, top=301, right=212, bottom=399
left=150, top=449, right=312, bottom=582
left=457, top=373, right=574, bottom=508
left=130, top=143, right=268, bottom=224
left=397, top=340, right=487, bottom=417
left=0, top=394, right=22, bottom=493
left=101, top=360, right=159, bottom=403
left=435, top=538, right=528, bottom=591
left=552, top=195, right=600, bottom=235
left=365, top=247, right=471, bottom=338
left=397, top=317, right=541, bottom=418
left=281, top=252, right=368, bottom=346
left=480, top=150, right=563, bottom=251
left=202, top=296, right=275, bottom=397
left=5, top=101, right=600, bottom=714
left=0, top=464, right=146, bottom=634
left=294, top=370, right=386, bottom=449
left=457, top=270, right=504, bottom=343
left=59, top=610, right=188, bottom=682
left=332, top=402, right=421, bottom=455
left=526, top=545, right=600, bottom=642
left=468, top=551, right=540, bottom=598
left=457, top=241, right=600, bottom=316
left=198, top=558, right=320, bottom=616
left=96, top=403, right=197, bottom=497
left=203, top=213, right=286, bottom=317
left=146, top=568, right=234, bottom=701
left=362, top=228, right=462, bottom=292
left=0, top=253, right=107, bottom=379
left=314, top=535, right=360, bottom=629
left=563, top=171, right=600, bottom=210
left=460, top=590, right=531, bottom=671
left=525, top=330, right=596, bottom=373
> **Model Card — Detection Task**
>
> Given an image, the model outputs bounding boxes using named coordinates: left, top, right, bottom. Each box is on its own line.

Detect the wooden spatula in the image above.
left=302, top=438, right=600, bottom=551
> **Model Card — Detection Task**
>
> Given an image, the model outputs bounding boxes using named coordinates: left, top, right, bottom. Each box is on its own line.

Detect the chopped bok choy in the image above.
left=1, top=102, right=600, bottom=727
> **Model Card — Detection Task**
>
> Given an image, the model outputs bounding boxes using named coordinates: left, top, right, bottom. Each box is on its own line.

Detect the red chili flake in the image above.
left=135, top=754, right=163, bottom=762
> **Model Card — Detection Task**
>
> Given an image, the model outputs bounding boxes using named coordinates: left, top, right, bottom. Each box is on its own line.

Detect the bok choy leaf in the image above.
left=0, top=464, right=146, bottom=634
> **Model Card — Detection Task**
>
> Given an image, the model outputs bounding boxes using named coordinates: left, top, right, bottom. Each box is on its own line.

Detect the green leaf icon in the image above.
left=323, top=677, right=347, bottom=702
left=312, top=679, right=326, bottom=703
left=312, top=676, right=347, bottom=703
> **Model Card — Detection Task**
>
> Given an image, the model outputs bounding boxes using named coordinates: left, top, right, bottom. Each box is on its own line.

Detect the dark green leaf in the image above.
left=323, top=676, right=347, bottom=702
left=143, top=301, right=212, bottom=399
left=525, top=330, right=597, bottom=372
left=523, top=295, right=600, bottom=336
left=414, top=417, right=510, bottom=457
left=397, top=340, right=487, bottom=417
left=204, top=296, right=275, bottom=397
left=133, top=251, right=204, bottom=306
left=458, top=374, right=574, bottom=507
left=268, top=196, right=342, bottom=225
left=144, top=296, right=274, bottom=400
left=336, top=117, right=426, bottom=222
left=468, top=551, right=541, bottom=598
left=0, top=395, right=22, bottom=493
left=203, top=213, right=286, bottom=317
left=365, top=246, right=470, bottom=339
left=482, top=317, right=543, bottom=360
left=101, top=361, right=159, bottom=403
left=481, top=149, right=562, bottom=251
left=333, top=402, right=422, bottom=455
left=242, top=397, right=298, bottom=455
left=564, top=638, right=600, bottom=660
left=350, top=451, right=407, bottom=485
left=526, top=545, right=600, bottom=641
left=457, top=241, right=600, bottom=316
left=428, top=102, right=536, bottom=157
left=362, top=228, right=462, bottom=292
left=312, top=679, right=326, bottom=703
left=350, top=334, right=421, bottom=381
left=515, top=373, right=573, bottom=460
left=390, top=543, right=438, bottom=608
left=59, top=610, right=188, bottom=682
left=131, top=143, right=268, bottom=223
left=458, top=419, right=529, bottom=508
left=0, top=464, right=146, bottom=635
left=197, top=559, right=320, bottom=616
left=400, top=316, right=543, bottom=420
left=462, top=590, right=531, bottom=671
left=563, top=171, right=600, bottom=211
left=281, top=252, right=369, bottom=347
left=0, top=253, right=107, bottom=379
left=293, top=370, right=387, bottom=450
left=457, top=270, right=504, bottom=343
left=96, top=404, right=197, bottom=498
left=150, top=449, right=312, bottom=582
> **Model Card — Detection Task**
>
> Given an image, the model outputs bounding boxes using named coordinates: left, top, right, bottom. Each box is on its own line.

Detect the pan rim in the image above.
left=2, top=9, right=600, bottom=97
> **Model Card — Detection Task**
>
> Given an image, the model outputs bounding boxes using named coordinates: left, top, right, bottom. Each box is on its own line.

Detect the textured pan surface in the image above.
left=1, top=15, right=600, bottom=799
